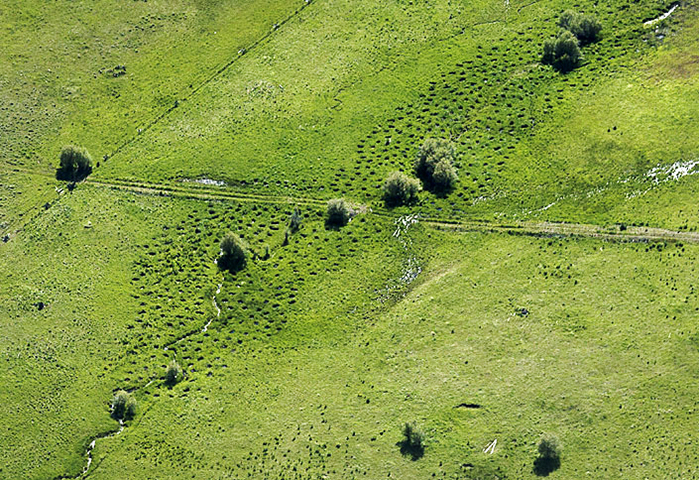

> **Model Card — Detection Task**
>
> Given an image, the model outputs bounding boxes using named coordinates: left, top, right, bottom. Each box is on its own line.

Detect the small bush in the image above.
left=383, top=171, right=420, bottom=207
left=534, top=434, right=562, bottom=475
left=219, top=233, right=248, bottom=272
left=559, top=10, right=602, bottom=45
left=56, top=145, right=93, bottom=181
left=165, top=359, right=183, bottom=386
left=399, top=422, right=425, bottom=460
left=111, top=390, right=136, bottom=420
left=542, top=30, right=583, bottom=72
left=289, top=208, right=303, bottom=233
left=326, top=198, right=352, bottom=228
left=414, top=139, right=458, bottom=193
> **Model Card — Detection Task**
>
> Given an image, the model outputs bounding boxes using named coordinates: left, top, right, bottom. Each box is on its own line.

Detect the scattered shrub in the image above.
left=111, top=390, right=136, bottom=420
left=558, top=10, right=602, bottom=45
left=399, top=422, right=425, bottom=460
left=534, top=433, right=562, bottom=475
left=414, top=138, right=458, bottom=193
left=56, top=145, right=93, bottom=181
left=383, top=171, right=420, bottom=207
left=289, top=208, right=303, bottom=233
left=542, top=30, right=583, bottom=72
left=326, top=198, right=352, bottom=228
left=219, top=232, right=248, bottom=272
left=165, top=359, right=183, bottom=386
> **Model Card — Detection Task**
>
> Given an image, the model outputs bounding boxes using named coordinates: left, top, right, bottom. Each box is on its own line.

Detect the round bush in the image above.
left=111, top=390, right=136, bottom=420
left=165, top=359, right=183, bottom=386
left=326, top=198, right=352, bottom=227
left=57, top=145, right=93, bottom=181
left=414, top=138, right=458, bottom=193
left=542, top=30, right=582, bottom=72
left=219, top=233, right=248, bottom=272
left=383, top=171, right=420, bottom=207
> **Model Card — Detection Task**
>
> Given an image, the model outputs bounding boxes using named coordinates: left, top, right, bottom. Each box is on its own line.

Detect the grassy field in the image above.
left=2, top=0, right=699, bottom=478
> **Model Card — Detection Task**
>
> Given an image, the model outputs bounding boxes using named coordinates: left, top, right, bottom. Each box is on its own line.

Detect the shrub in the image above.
left=326, top=198, right=352, bottom=228
left=399, top=422, right=425, bottom=460
left=165, top=359, right=183, bottom=386
left=558, top=10, right=602, bottom=45
left=111, top=390, right=136, bottom=420
left=542, top=30, right=583, bottom=72
left=534, top=433, right=562, bottom=475
left=414, top=138, right=458, bottom=193
left=383, top=171, right=420, bottom=207
left=289, top=208, right=303, bottom=233
left=219, top=233, right=248, bottom=272
left=56, top=145, right=93, bottom=181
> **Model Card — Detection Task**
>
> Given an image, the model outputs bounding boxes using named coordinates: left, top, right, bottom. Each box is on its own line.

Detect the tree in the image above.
left=383, top=171, right=420, bottom=207
left=542, top=30, right=583, bottom=72
left=414, top=138, right=458, bottom=193
left=165, top=359, right=183, bottom=386
left=534, top=433, right=562, bottom=476
left=56, top=145, right=93, bottom=181
left=111, top=390, right=136, bottom=420
left=399, top=422, right=425, bottom=460
left=326, top=198, right=352, bottom=228
left=219, top=232, right=248, bottom=272
left=558, top=10, right=602, bottom=45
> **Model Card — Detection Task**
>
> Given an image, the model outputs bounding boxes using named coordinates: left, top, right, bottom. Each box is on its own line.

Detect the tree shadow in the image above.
left=217, top=255, right=246, bottom=273
left=56, top=166, right=92, bottom=182
left=396, top=440, right=424, bottom=461
left=533, top=456, right=561, bottom=476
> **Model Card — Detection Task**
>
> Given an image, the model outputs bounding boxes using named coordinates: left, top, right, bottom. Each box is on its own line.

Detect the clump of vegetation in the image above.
left=326, top=198, right=352, bottom=228
left=542, top=30, right=583, bottom=72
left=558, top=10, right=602, bottom=45
left=399, top=422, right=425, bottom=460
left=165, top=359, right=183, bottom=386
left=219, top=232, right=248, bottom=272
left=534, top=433, right=562, bottom=475
left=383, top=171, right=420, bottom=207
left=111, top=390, right=136, bottom=421
left=414, top=138, right=458, bottom=193
left=56, top=145, right=93, bottom=181
left=289, top=208, right=303, bottom=233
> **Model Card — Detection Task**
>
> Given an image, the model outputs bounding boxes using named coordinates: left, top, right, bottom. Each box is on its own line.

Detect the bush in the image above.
left=383, top=171, right=420, bottom=207
left=219, top=233, right=248, bottom=272
left=56, top=145, right=93, bottom=181
left=111, top=390, right=136, bottom=420
left=534, top=433, right=562, bottom=475
left=414, top=138, right=458, bottom=193
left=542, top=30, right=583, bottom=72
left=399, top=422, right=425, bottom=460
left=289, top=208, right=303, bottom=233
left=326, top=198, right=352, bottom=228
left=165, top=359, right=183, bottom=386
left=558, top=10, right=602, bottom=45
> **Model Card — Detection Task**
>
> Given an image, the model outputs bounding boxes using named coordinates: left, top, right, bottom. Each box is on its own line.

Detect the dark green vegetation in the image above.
left=383, top=171, right=420, bottom=207
left=219, top=232, right=248, bottom=272
left=56, top=145, right=93, bottom=181
left=2, top=0, right=699, bottom=479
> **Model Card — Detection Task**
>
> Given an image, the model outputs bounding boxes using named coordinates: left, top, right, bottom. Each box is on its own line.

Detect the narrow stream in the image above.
left=644, top=3, right=679, bottom=25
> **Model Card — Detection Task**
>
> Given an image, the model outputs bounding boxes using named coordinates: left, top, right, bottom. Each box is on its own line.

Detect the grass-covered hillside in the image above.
left=2, top=0, right=699, bottom=479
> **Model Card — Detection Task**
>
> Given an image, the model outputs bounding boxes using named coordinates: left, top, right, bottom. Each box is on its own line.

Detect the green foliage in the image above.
left=219, top=232, right=248, bottom=272
left=559, top=10, right=602, bottom=45
left=326, top=198, right=352, bottom=228
left=383, top=171, right=420, bottom=207
left=56, top=145, right=93, bottom=181
left=289, top=208, right=303, bottom=233
left=399, top=422, right=425, bottom=460
left=535, top=433, right=562, bottom=475
left=165, top=359, right=183, bottom=386
left=542, top=30, right=583, bottom=72
left=414, top=139, right=458, bottom=193
left=111, top=390, right=136, bottom=421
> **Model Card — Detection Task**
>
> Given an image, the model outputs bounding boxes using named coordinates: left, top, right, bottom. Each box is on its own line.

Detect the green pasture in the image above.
left=2, top=0, right=699, bottom=478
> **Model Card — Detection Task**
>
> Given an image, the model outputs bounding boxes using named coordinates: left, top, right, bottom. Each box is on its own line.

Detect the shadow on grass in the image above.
left=533, top=456, right=560, bottom=476
left=396, top=440, right=424, bottom=461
